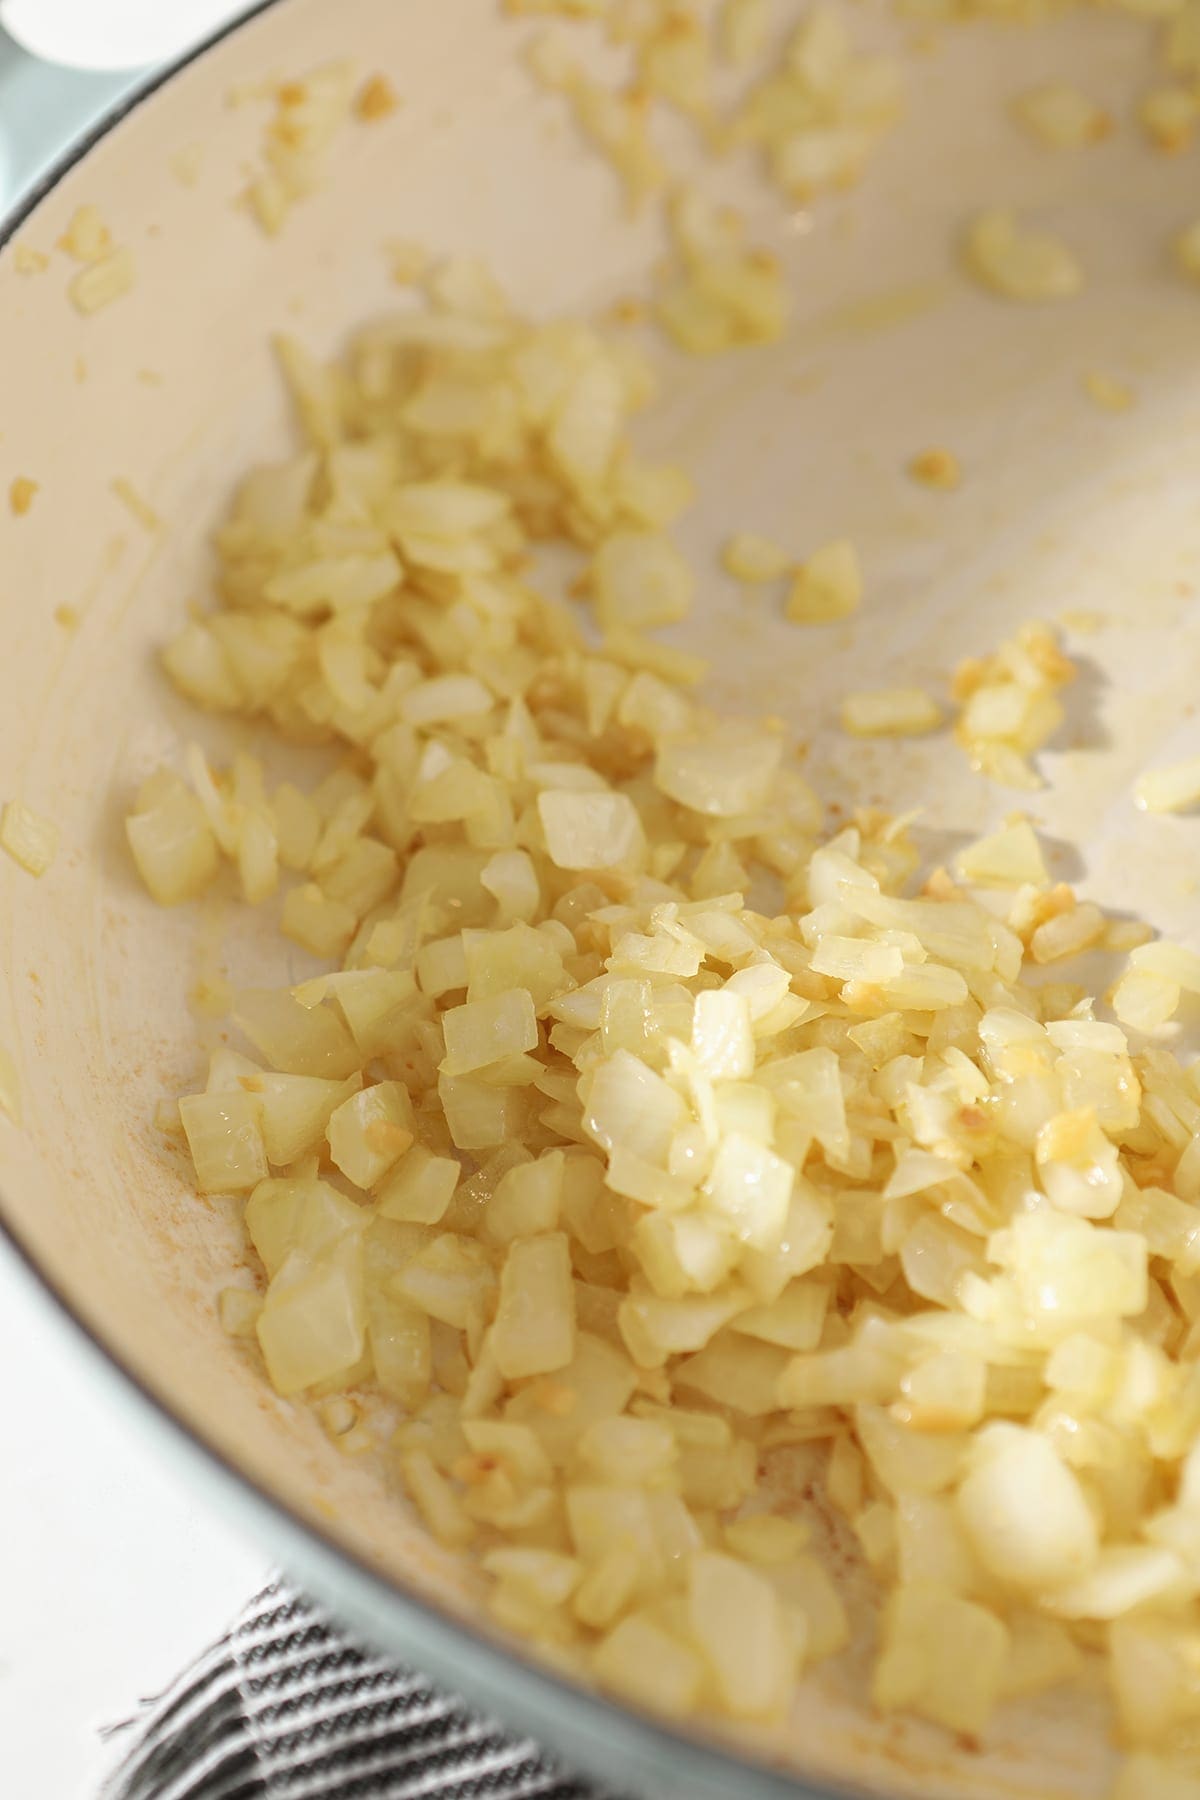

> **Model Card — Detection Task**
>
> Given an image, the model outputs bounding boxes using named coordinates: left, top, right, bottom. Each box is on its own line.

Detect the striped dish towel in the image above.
left=101, top=1582, right=607, bottom=1800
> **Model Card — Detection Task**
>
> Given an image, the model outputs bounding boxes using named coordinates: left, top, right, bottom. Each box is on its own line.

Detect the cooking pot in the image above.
left=2, top=4, right=1198, bottom=1794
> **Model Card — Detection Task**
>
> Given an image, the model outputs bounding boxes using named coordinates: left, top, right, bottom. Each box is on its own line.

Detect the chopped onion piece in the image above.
left=655, top=726, right=782, bottom=817
left=840, top=688, right=943, bottom=738
left=955, top=820, right=1048, bottom=887
left=178, top=1091, right=269, bottom=1194
left=1134, top=754, right=1200, bottom=814
left=378, top=1145, right=460, bottom=1225
left=687, top=1551, right=795, bottom=1719
left=326, top=1080, right=415, bottom=1188
left=591, top=530, right=694, bottom=632
left=956, top=1424, right=1099, bottom=1591
left=1014, top=83, right=1111, bottom=150
left=538, top=790, right=646, bottom=870
left=874, top=1585, right=1009, bottom=1735
left=127, top=237, right=1200, bottom=1750
left=0, top=800, right=58, bottom=877
left=593, top=1614, right=704, bottom=1717
left=441, top=989, right=538, bottom=1075
left=256, top=1236, right=365, bottom=1396
left=126, top=772, right=220, bottom=904
left=492, top=1232, right=576, bottom=1379
left=964, top=209, right=1083, bottom=303
left=722, top=531, right=789, bottom=582
left=786, top=539, right=862, bottom=624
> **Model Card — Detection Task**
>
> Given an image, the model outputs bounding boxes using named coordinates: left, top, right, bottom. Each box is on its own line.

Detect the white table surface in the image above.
left=0, top=1237, right=270, bottom=1799
left=0, top=30, right=271, bottom=1800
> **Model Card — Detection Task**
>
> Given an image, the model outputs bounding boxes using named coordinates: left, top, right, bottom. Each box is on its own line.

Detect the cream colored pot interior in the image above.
left=2, top=1, right=1200, bottom=1794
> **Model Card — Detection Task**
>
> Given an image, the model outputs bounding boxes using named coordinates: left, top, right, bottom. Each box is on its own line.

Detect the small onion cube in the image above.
left=441, top=989, right=538, bottom=1075
left=0, top=800, right=58, bottom=877
left=956, top=1423, right=1099, bottom=1590
left=655, top=726, right=783, bottom=818
left=256, top=1071, right=362, bottom=1166
left=1134, top=755, right=1200, bottom=815
left=593, top=1614, right=704, bottom=1717
left=591, top=530, right=694, bottom=632
left=786, top=539, right=862, bottom=623
left=256, top=1236, right=366, bottom=1396
left=873, top=1584, right=1009, bottom=1735
left=179, top=1090, right=269, bottom=1193
left=244, top=1176, right=365, bottom=1280
left=687, top=1551, right=795, bottom=1719
left=492, top=1232, right=576, bottom=1379
left=722, top=530, right=789, bottom=583
left=584, top=1049, right=686, bottom=1164
left=378, top=1144, right=460, bottom=1225
left=702, top=1132, right=794, bottom=1250
left=326, top=1080, right=415, bottom=1188
left=438, top=1073, right=531, bottom=1149
left=537, top=789, right=645, bottom=871
left=691, top=988, right=755, bottom=1079
left=839, top=688, right=943, bottom=738
left=954, top=819, right=1048, bottom=887
left=126, top=772, right=219, bottom=905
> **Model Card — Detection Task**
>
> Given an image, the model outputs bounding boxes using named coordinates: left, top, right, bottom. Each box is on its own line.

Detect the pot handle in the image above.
left=0, top=33, right=143, bottom=211
left=0, top=0, right=249, bottom=73
left=0, top=1, right=253, bottom=213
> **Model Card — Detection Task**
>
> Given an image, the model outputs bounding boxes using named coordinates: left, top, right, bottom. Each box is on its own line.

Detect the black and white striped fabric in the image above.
left=102, top=1583, right=604, bottom=1800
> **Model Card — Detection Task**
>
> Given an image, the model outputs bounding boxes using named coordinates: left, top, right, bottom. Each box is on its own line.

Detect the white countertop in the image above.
left=0, top=1235, right=269, bottom=1799
left=0, top=34, right=270, bottom=1797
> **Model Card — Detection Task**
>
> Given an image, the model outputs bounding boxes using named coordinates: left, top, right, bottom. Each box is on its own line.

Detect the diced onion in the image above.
left=129, top=222, right=1200, bottom=1773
